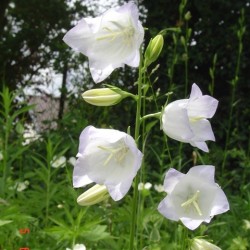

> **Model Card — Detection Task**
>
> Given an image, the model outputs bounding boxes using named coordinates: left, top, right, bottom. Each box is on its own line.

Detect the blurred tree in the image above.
left=0, top=0, right=88, bottom=91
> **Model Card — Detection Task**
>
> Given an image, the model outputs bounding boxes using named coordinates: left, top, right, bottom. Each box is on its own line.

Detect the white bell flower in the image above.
left=158, top=165, right=229, bottom=230
left=162, top=83, right=218, bottom=152
left=73, top=126, right=143, bottom=201
left=63, top=2, right=144, bottom=83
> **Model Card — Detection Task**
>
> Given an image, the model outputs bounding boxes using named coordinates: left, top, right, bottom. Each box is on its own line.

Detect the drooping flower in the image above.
left=63, top=2, right=144, bottom=83
left=158, top=165, right=229, bottom=230
left=73, top=126, right=143, bottom=201
left=161, top=83, right=218, bottom=152
left=191, top=238, right=222, bottom=250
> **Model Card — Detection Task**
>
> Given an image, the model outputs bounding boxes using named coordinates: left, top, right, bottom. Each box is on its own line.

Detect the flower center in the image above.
left=98, top=142, right=129, bottom=166
left=181, top=190, right=202, bottom=216
left=96, top=20, right=135, bottom=43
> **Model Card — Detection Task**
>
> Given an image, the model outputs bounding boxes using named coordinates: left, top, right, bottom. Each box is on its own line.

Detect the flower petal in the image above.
left=158, top=196, right=180, bottom=221
left=188, top=95, right=219, bottom=119
left=89, top=60, right=117, bottom=83
left=210, top=188, right=230, bottom=216
left=190, top=141, right=209, bottom=152
left=187, top=165, right=215, bottom=183
left=73, top=158, right=93, bottom=187
left=162, top=100, right=194, bottom=142
left=163, top=168, right=185, bottom=193
left=107, top=178, right=133, bottom=201
left=189, top=83, right=202, bottom=99
left=63, top=18, right=96, bottom=55
left=180, top=217, right=203, bottom=230
left=190, top=119, right=215, bottom=141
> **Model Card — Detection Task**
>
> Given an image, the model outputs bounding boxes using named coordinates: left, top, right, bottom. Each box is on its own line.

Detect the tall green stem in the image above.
left=129, top=49, right=144, bottom=250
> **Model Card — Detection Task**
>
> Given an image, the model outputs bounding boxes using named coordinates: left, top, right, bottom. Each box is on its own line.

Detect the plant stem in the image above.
left=141, top=112, right=161, bottom=121
left=181, top=227, right=189, bottom=250
left=129, top=49, right=144, bottom=250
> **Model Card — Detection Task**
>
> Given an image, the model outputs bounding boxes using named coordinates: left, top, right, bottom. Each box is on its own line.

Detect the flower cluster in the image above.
left=22, top=124, right=41, bottom=146
left=63, top=1, right=229, bottom=238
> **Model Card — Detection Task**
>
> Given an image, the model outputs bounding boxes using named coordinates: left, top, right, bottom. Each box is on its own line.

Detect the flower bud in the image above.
left=184, top=11, right=192, bottom=21
left=82, top=88, right=123, bottom=106
left=77, top=184, right=109, bottom=206
left=191, top=238, right=222, bottom=250
left=144, top=34, right=164, bottom=67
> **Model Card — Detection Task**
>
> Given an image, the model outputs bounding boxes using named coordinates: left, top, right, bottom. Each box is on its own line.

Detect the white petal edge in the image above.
left=210, top=188, right=230, bottom=216
left=189, top=83, right=202, bottom=99
left=158, top=196, right=180, bottom=221
left=180, top=217, right=203, bottom=230
left=190, top=141, right=209, bottom=152
left=163, top=168, right=185, bottom=193
left=188, top=95, right=219, bottom=119
left=187, top=165, right=215, bottom=183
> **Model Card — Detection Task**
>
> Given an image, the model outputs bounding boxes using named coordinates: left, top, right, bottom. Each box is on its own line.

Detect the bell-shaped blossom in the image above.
left=158, top=165, right=229, bottom=230
left=63, top=2, right=144, bottom=83
left=162, top=83, right=218, bottom=152
left=73, top=126, right=143, bottom=201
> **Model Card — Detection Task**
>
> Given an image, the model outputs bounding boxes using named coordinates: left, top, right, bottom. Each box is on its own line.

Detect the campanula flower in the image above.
left=162, top=83, right=218, bottom=152
left=73, top=126, right=143, bottom=201
left=63, top=2, right=144, bottom=83
left=158, top=165, right=229, bottom=230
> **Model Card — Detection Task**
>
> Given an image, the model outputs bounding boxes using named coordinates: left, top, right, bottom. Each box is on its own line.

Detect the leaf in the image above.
left=0, top=220, right=13, bottom=227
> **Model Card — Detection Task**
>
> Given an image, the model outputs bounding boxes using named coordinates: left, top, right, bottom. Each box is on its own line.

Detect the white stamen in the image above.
left=181, top=190, right=202, bottom=216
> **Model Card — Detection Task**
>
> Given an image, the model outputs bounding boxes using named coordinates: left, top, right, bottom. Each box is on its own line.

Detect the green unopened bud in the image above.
left=144, top=34, right=164, bottom=67
left=82, top=88, right=123, bottom=106
left=77, top=184, right=109, bottom=206
left=191, top=238, right=222, bottom=250
left=184, top=11, right=192, bottom=21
